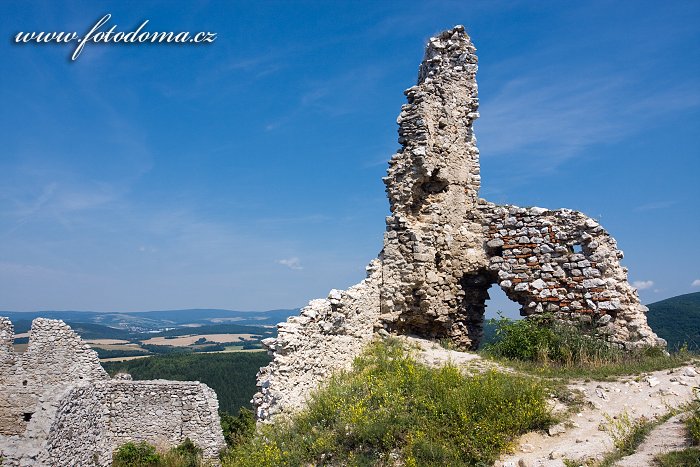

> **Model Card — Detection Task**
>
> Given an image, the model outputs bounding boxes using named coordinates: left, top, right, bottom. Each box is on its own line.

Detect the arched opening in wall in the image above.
left=484, top=285, right=522, bottom=321
left=482, top=285, right=523, bottom=346
left=458, top=271, right=523, bottom=350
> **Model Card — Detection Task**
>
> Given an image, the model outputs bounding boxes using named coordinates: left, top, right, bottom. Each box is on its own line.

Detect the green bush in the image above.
left=112, top=441, right=161, bottom=467
left=483, top=315, right=685, bottom=379
left=220, top=407, right=256, bottom=447
left=222, top=339, right=553, bottom=466
left=112, top=439, right=204, bottom=467
left=484, top=315, right=561, bottom=362
left=686, top=407, right=700, bottom=445
left=159, top=438, right=203, bottom=467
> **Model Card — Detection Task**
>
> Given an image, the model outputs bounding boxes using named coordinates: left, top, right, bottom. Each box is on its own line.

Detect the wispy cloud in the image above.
left=692, top=279, right=700, bottom=288
left=265, top=64, right=391, bottom=131
left=633, top=280, right=655, bottom=290
left=277, top=257, right=303, bottom=270
left=634, top=201, right=678, bottom=212
left=476, top=68, right=700, bottom=176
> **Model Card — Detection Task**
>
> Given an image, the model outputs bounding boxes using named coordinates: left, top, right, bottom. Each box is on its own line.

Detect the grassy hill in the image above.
left=103, top=352, right=272, bottom=414
left=647, top=292, right=700, bottom=350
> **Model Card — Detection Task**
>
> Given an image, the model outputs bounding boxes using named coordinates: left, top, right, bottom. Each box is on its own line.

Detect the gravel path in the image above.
left=615, top=413, right=691, bottom=466
left=397, top=336, right=699, bottom=467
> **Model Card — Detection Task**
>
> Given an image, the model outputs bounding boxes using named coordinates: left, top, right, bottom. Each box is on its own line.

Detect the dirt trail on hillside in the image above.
left=615, top=413, right=691, bottom=466
left=495, top=365, right=698, bottom=466
left=400, top=338, right=698, bottom=467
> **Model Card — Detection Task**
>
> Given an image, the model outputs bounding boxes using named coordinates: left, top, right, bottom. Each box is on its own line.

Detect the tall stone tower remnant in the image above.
left=254, top=25, right=664, bottom=421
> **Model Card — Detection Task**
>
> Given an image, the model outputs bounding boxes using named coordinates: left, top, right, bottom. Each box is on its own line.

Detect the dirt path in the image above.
left=615, top=413, right=691, bottom=466
left=397, top=336, right=699, bottom=466
left=496, top=366, right=699, bottom=466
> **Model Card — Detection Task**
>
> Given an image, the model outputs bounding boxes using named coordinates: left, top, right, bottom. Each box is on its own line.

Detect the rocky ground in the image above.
left=400, top=336, right=698, bottom=467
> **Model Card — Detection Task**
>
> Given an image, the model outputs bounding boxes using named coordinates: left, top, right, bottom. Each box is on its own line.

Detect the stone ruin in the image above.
left=254, top=25, right=665, bottom=421
left=0, top=317, right=225, bottom=466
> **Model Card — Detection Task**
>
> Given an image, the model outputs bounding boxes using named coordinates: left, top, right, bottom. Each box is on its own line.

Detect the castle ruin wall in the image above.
left=0, top=318, right=225, bottom=466
left=254, top=26, right=664, bottom=422
left=254, top=260, right=381, bottom=420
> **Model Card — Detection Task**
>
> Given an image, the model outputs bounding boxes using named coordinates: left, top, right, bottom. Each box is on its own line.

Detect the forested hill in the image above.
left=647, top=292, right=700, bottom=350
left=102, top=352, right=272, bottom=414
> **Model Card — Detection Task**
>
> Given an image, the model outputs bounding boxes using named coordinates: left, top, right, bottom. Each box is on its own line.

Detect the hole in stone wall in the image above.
left=435, top=252, right=442, bottom=268
left=492, top=246, right=503, bottom=257
left=22, top=380, right=27, bottom=386
left=572, top=243, right=583, bottom=254
left=23, top=413, right=32, bottom=422
left=484, top=286, right=522, bottom=321
left=420, top=170, right=449, bottom=195
left=482, top=284, right=523, bottom=347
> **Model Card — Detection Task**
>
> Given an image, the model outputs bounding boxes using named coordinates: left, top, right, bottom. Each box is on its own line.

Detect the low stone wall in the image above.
left=0, top=318, right=226, bottom=466
left=43, top=381, right=225, bottom=466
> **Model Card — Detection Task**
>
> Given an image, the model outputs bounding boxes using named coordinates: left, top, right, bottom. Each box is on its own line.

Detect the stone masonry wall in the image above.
left=0, top=318, right=19, bottom=437
left=254, top=260, right=381, bottom=421
left=379, top=26, right=490, bottom=349
left=476, top=202, right=658, bottom=347
left=0, top=318, right=225, bottom=466
left=43, top=381, right=225, bottom=466
left=0, top=318, right=108, bottom=439
left=254, top=26, right=663, bottom=421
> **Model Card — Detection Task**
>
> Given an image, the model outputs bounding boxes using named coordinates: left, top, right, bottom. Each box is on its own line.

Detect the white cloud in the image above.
left=633, top=201, right=677, bottom=212
left=475, top=65, right=700, bottom=182
left=277, top=257, right=303, bottom=270
left=632, top=280, right=654, bottom=290
left=692, top=279, right=700, bottom=287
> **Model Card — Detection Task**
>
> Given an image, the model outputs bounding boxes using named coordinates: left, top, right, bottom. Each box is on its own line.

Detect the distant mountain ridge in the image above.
left=4, top=294, right=697, bottom=352
left=0, top=308, right=298, bottom=334
left=646, top=292, right=700, bottom=350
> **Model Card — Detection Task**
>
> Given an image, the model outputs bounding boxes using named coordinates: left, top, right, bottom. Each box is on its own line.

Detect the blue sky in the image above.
left=1, top=1, right=698, bottom=317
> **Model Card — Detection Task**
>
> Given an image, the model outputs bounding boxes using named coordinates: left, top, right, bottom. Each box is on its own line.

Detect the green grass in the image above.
left=222, top=339, right=554, bottom=467
left=112, top=439, right=205, bottom=467
left=481, top=315, right=693, bottom=380
left=686, top=404, right=700, bottom=445
left=650, top=403, right=700, bottom=466
left=655, top=448, right=700, bottom=466
left=596, top=411, right=665, bottom=467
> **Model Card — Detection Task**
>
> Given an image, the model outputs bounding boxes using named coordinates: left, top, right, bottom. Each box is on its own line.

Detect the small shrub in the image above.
left=598, top=409, right=679, bottom=466
left=112, top=441, right=161, bottom=467
left=112, top=439, right=205, bottom=467
left=220, top=407, right=256, bottom=447
left=686, top=406, right=700, bottom=445
left=604, top=411, right=649, bottom=454
left=161, top=438, right=202, bottom=467
left=483, top=315, right=690, bottom=379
